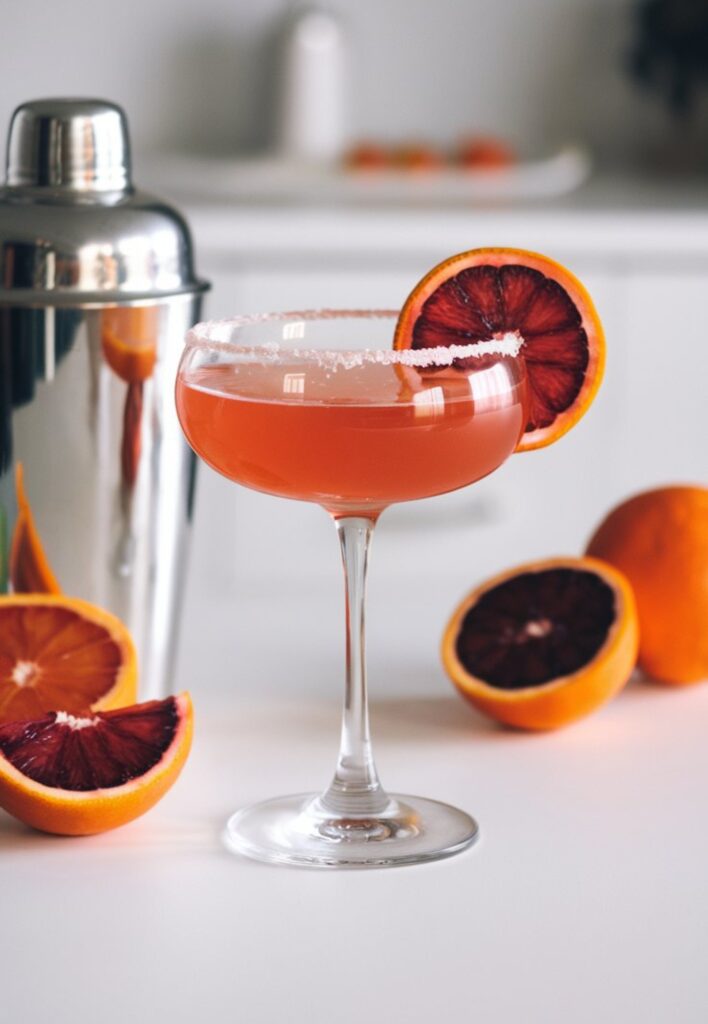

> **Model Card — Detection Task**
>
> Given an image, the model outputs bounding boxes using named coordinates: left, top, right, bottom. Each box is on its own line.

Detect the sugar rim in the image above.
left=186, top=310, right=524, bottom=369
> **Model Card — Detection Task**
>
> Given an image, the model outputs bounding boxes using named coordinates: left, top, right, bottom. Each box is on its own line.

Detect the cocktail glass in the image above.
left=175, top=310, right=526, bottom=868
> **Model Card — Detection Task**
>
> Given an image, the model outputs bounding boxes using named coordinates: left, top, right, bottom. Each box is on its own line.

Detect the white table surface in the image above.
left=5, top=175, right=708, bottom=1022
left=3, top=542, right=708, bottom=1024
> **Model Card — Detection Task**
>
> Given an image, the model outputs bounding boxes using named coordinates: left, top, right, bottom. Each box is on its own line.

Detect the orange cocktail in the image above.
left=176, top=343, right=525, bottom=517
left=175, top=310, right=526, bottom=869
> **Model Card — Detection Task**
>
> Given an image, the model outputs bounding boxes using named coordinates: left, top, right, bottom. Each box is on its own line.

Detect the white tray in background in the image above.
left=150, top=146, right=591, bottom=205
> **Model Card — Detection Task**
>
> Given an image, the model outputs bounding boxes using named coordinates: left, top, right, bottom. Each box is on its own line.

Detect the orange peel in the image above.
left=587, top=486, right=708, bottom=685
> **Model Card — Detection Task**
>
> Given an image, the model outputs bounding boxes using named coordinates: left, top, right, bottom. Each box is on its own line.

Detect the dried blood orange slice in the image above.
left=394, top=248, right=605, bottom=451
left=0, top=594, right=137, bottom=723
left=442, top=557, right=638, bottom=730
left=0, top=693, right=193, bottom=834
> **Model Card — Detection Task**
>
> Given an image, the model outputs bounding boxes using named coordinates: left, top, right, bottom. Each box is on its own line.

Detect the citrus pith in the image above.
left=0, top=594, right=137, bottom=723
left=393, top=247, right=605, bottom=451
left=0, top=693, right=193, bottom=835
left=442, top=557, right=638, bottom=730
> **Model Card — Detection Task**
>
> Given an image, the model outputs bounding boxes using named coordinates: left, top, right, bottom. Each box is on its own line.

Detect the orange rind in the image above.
left=587, top=486, right=708, bottom=685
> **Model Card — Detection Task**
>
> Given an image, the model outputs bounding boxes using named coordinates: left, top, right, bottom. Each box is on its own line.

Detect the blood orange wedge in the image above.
left=442, top=557, right=638, bottom=730
left=9, top=462, right=61, bottom=595
left=0, top=693, right=193, bottom=835
left=0, top=594, right=137, bottom=724
left=394, top=247, right=605, bottom=451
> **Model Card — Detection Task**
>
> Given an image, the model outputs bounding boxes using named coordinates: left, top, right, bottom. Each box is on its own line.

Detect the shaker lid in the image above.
left=0, top=98, right=209, bottom=305
left=7, top=98, right=132, bottom=192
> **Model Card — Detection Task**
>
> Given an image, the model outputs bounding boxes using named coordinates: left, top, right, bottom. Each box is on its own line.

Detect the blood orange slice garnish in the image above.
left=0, top=594, right=137, bottom=724
left=0, top=693, right=193, bottom=834
left=442, top=557, right=638, bottom=730
left=394, top=247, right=605, bottom=451
left=9, top=462, right=61, bottom=595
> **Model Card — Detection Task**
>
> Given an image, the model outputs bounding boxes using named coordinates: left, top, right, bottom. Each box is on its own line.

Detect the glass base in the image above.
left=223, top=793, right=479, bottom=869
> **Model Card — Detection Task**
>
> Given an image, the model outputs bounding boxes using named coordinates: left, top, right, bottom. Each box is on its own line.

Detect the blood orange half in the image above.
left=442, top=557, right=638, bottom=730
left=0, top=693, right=193, bottom=835
left=394, top=248, right=605, bottom=451
left=0, top=594, right=137, bottom=723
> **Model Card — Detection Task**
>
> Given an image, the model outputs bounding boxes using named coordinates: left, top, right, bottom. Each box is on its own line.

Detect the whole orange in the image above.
left=586, top=486, right=708, bottom=684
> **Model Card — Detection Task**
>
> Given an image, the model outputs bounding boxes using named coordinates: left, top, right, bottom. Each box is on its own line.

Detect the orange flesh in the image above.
left=176, top=359, right=527, bottom=516
left=0, top=597, right=136, bottom=723
left=454, top=566, right=617, bottom=688
left=442, top=557, right=639, bottom=731
left=0, top=698, right=179, bottom=790
left=0, top=605, right=121, bottom=719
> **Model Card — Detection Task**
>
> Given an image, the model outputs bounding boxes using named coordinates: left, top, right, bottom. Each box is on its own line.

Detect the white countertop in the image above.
left=3, top=563, right=708, bottom=1024
left=4, top=169, right=707, bottom=1023
left=143, top=166, right=708, bottom=266
left=187, top=203, right=708, bottom=270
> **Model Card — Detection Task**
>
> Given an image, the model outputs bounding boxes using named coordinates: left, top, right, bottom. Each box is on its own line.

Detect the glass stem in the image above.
left=320, top=515, right=388, bottom=817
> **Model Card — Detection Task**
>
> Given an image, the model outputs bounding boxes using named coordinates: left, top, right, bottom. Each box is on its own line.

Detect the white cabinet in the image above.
left=183, top=205, right=707, bottom=619
left=621, top=271, right=708, bottom=491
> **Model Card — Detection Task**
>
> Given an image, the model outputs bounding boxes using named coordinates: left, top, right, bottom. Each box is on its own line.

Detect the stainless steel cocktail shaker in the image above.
left=0, top=98, right=209, bottom=698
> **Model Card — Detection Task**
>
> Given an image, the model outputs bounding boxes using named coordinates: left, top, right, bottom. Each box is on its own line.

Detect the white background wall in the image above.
left=0, top=0, right=686, bottom=168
